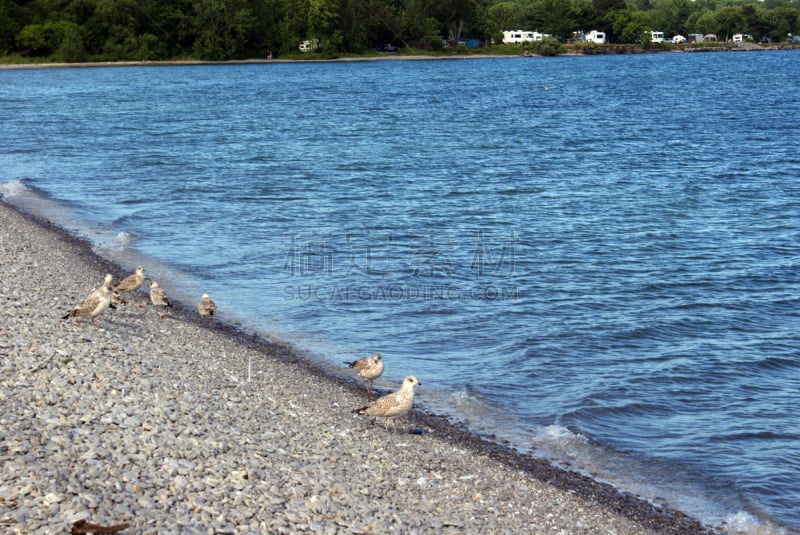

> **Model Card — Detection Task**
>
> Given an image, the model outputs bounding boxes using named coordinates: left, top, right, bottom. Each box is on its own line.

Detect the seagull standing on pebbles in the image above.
left=354, top=375, right=421, bottom=433
left=345, top=353, right=384, bottom=395
left=114, top=266, right=145, bottom=304
left=97, top=274, right=126, bottom=315
left=62, top=277, right=113, bottom=326
left=149, top=281, right=172, bottom=316
left=197, top=293, right=216, bottom=318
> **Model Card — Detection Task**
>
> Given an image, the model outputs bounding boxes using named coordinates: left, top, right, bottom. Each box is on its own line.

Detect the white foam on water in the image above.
left=0, top=179, right=28, bottom=197
left=532, top=424, right=589, bottom=450
left=114, top=231, right=137, bottom=246
left=1, top=179, right=105, bottom=243
left=527, top=425, right=787, bottom=535
left=720, top=511, right=788, bottom=535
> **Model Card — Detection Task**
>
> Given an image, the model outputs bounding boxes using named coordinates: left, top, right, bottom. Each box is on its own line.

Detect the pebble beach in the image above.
left=0, top=200, right=716, bottom=534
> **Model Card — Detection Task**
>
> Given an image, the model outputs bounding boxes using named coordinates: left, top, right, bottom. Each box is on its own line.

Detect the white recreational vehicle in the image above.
left=585, top=30, right=606, bottom=44
left=299, top=39, right=319, bottom=52
left=649, top=31, right=665, bottom=43
left=502, top=30, right=547, bottom=44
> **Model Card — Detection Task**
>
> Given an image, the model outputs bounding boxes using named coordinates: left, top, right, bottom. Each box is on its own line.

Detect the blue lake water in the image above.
left=1, top=52, right=799, bottom=533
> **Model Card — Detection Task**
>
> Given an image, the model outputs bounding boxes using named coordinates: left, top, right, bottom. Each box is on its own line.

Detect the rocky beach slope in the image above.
left=0, top=200, right=715, bottom=534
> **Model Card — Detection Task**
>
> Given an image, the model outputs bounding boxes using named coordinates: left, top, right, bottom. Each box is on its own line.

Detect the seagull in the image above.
left=62, top=278, right=113, bottom=326
left=353, top=375, right=421, bottom=432
left=149, top=281, right=172, bottom=316
left=96, top=274, right=126, bottom=315
left=197, top=293, right=216, bottom=318
left=538, top=85, right=559, bottom=91
left=345, top=353, right=384, bottom=395
left=110, top=289, right=126, bottom=308
left=114, top=266, right=145, bottom=304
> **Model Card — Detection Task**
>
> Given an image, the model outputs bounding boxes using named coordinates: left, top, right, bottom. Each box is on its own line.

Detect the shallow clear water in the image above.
left=2, top=52, right=799, bottom=533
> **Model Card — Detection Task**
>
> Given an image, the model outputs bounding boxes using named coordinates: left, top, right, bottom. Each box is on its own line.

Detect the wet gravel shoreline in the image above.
left=0, top=200, right=716, bottom=534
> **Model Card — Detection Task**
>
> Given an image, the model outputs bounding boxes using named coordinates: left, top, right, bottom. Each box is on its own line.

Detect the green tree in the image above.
left=338, top=0, right=370, bottom=51
left=593, top=0, right=626, bottom=36
left=470, top=0, right=501, bottom=42
left=434, top=0, right=477, bottom=42
left=650, top=0, right=694, bottom=36
left=367, top=0, right=403, bottom=47
left=536, top=0, right=580, bottom=40
left=529, top=34, right=563, bottom=54
left=16, top=20, right=78, bottom=56
left=765, top=6, right=800, bottom=41
left=686, top=9, right=714, bottom=35
left=488, top=2, right=517, bottom=31
left=192, top=0, right=255, bottom=59
left=714, top=5, right=746, bottom=41
left=607, top=7, right=650, bottom=43
left=57, top=21, right=86, bottom=61
left=307, top=0, right=341, bottom=45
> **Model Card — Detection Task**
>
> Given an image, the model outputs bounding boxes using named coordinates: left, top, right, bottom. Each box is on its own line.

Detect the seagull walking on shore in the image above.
left=62, top=276, right=113, bottom=326
left=353, top=375, right=421, bottom=433
left=97, top=274, right=126, bottom=315
left=114, top=266, right=145, bottom=305
left=345, top=353, right=384, bottom=395
left=149, top=281, right=172, bottom=316
left=197, top=293, right=216, bottom=318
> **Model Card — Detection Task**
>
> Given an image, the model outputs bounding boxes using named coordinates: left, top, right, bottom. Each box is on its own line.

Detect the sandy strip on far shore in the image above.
left=0, top=55, right=519, bottom=70
left=0, top=199, right=715, bottom=533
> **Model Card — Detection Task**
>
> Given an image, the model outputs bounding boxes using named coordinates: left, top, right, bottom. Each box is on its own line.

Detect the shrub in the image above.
left=527, top=37, right=565, bottom=56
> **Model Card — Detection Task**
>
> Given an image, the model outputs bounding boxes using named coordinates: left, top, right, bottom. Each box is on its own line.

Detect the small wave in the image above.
left=113, top=231, right=137, bottom=246
left=0, top=179, right=29, bottom=198
left=531, top=424, right=589, bottom=453
left=720, top=511, right=788, bottom=535
left=448, top=389, right=483, bottom=410
left=444, top=388, right=510, bottom=426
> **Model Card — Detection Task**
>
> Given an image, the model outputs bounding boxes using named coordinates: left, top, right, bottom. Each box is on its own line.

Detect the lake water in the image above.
left=1, top=51, right=798, bottom=533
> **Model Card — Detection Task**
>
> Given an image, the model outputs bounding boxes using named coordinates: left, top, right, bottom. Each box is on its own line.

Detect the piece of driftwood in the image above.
left=70, top=519, right=129, bottom=534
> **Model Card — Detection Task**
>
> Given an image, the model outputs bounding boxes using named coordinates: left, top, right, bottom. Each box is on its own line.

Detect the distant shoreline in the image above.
left=0, top=55, right=509, bottom=70
left=1, top=44, right=795, bottom=70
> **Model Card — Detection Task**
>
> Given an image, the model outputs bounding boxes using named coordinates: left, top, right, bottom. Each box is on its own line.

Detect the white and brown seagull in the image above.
left=354, top=375, right=421, bottom=433
left=99, top=273, right=126, bottom=314
left=149, top=281, right=172, bottom=316
left=197, top=293, right=216, bottom=318
left=114, top=266, right=145, bottom=304
left=62, top=274, right=113, bottom=326
left=345, top=352, right=384, bottom=395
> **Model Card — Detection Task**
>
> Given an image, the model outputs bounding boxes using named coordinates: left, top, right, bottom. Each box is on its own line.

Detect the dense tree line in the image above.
left=1, top=0, right=799, bottom=61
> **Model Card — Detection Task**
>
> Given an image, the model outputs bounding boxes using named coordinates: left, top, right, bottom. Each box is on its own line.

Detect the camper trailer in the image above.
left=502, top=31, right=546, bottom=44
left=299, top=39, right=319, bottom=52
left=586, top=31, right=606, bottom=44
left=649, top=31, right=665, bottom=43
